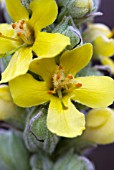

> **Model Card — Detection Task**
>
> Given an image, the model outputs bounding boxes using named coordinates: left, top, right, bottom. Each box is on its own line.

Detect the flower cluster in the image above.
left=0, top=0, right=114, bottom=169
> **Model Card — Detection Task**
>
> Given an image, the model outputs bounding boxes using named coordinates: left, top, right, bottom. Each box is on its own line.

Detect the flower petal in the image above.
left=60, top=43, right=93, bottom=76
left=6, top=0, right=29, bottom=21
left=29, top=0, right=58, bottom=30
left=72, top=76, right=114, bottom=108
left=0, top=24, right=20, bottom=54
left=93, top=35, right=114, bottom=57
left=100, top=57, right=114, bottom=74
left=33, top=31, right=70, bottom=58
left=47, top=96, right=85, bottom=138
left=9, top=73, right=50, bottom=107
left=83, top=108, right=114, bottom=144
left=29, top=58, right=57, bottom=86
left=0, top=47, right=32, bottom=83
left=0, top=85, right=19, bottom=120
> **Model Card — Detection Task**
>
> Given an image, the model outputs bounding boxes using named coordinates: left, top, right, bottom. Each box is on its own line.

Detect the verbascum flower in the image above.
left=82, top=108, right=114, bottom=144
left=9, top=44, right=114, bottom=138
left=83, top=23, right=114, bottom=73
left=0, top=0, right=70, bottom=83
left=0, top=85, right=21, bottom=120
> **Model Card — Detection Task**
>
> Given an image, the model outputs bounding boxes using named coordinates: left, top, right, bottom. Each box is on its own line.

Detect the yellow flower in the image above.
left=83, top=23, right=114, bottom=73
left=0, top=0, right=70, bottom=83
left=9, top=44, right=114, bottom=138
left=82, top=108, right=114, bottom=144
left=0, top=85, right=22, bottom=120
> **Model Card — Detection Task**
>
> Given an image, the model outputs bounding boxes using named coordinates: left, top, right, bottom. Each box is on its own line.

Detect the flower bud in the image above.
left=82, top=108, right=114, bottom=144
left=83, top=23, right=112, bottom=42
left=53, top=16, right=83, bottom=49
left=24, top=107, right=59, bottom=153
left=58, top=0, right=94, bottom=22
left=53, top=151, right=95, bottom=170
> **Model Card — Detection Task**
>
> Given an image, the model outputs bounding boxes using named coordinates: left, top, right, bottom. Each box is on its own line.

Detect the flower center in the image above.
left=12, top=20, right=34, bottom=45
left=48, top=66, right=82, bottom=99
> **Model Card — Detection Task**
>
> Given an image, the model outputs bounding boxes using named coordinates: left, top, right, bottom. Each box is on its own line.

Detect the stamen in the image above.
left=0, top=32, right=21, bottom=42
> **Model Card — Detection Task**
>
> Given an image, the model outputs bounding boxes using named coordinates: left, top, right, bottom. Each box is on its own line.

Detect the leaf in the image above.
left=0, top=130, right=31, bottom=170
left=53, top=151, right=95, bottom=170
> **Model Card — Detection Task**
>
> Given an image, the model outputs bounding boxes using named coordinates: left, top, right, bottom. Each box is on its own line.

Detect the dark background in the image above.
left=88, top=0, right=114, bottom=170
left=0, top=0, right=114, bottom=170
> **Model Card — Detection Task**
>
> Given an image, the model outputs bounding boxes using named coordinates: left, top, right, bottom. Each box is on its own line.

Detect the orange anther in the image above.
left=59, top=65, right=63, bottom=70
left=17, top=32, right=22, bottom=36
left=19, top=25, right=23, bottom=29
left=48, top=90, right=55, bottom=94
left=56, top=74, right=61, bottom=80
left=21, top=20, right=25, bottom=24
left=67, top=74, right=73, bottom=79
left=75, top=83, right=82, bottom=88
left=12, top=23, right=16, bottom=29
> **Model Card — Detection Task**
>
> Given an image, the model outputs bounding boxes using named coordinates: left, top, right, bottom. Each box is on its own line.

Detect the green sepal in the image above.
left=30, top=152, right=53, bottom=170
left=24, top=107, right=59, bottom=154
left=53, top=16, right=83, bottom=49
left=53, top=150, right=95, bottom=170
left=0, top=130, right=31, bottom=170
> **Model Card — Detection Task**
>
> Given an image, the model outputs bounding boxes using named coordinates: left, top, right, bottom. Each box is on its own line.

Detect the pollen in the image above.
left=75, top=83, right=82, bottom=88
left=12, top=20, right=34, bottom=45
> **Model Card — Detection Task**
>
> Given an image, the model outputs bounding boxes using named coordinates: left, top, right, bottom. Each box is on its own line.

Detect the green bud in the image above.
left=58, top=0, right=94, bottom=22
left=30, top=153, right=53, bottom=170
left=53, top=151, right=95, bottom=170
left=0, top=130, right=30, bottom=170
left=24, top=107, right=59, bottom=154
left=53, top=16, right=83, bottom=49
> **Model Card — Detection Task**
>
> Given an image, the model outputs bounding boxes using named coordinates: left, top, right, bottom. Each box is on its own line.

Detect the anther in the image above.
left=56, top=74, right=61, bottom=80
left=75, top=83, right=82, bottom=88
left=48, top=90, right=55, bottom=94
left=67, top=74, right=73, bottom=79
left=59, top=65, right=63, bottom=70
left=21, top=20, right=25, bottom=24
left=12, top=23, right=16, bottom=29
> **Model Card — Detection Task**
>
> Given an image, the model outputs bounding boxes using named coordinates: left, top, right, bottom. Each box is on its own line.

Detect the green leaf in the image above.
left=0, top=130, right=31, bottom=170
left=53, top=151, right=95, bottom=170
left=24, top=107, right=59, bottom=154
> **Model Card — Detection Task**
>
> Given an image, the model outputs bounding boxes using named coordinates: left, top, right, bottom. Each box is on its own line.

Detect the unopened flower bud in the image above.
left=82, top=108, right=114, bottom=144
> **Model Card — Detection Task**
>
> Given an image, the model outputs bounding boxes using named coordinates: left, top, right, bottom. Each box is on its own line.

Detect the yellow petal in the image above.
left=33, top=31, right=70, bottom=58
left=93, top=35, right=114, bottom=57
left=100, top=57, right=114, bottom=74
left=29, top=0, right=58, bottom=30
left=29, top=58, right=57, bottom=86
left=83, top=108, right=114, bottom=144
left=0, top=47, right=32, bottom=83
left=72, top=76, right=114, bottom=108
left=60, top=43, right=93, bottom=76
left=0, top=24, right=20, bottom=54
left=47, top=96, right=85, bottom=138
left=0, top=85, right=20, bottom=120
left=6, top=0, right=29, bottom=21
left=9, top=73, right=50, bottom=107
